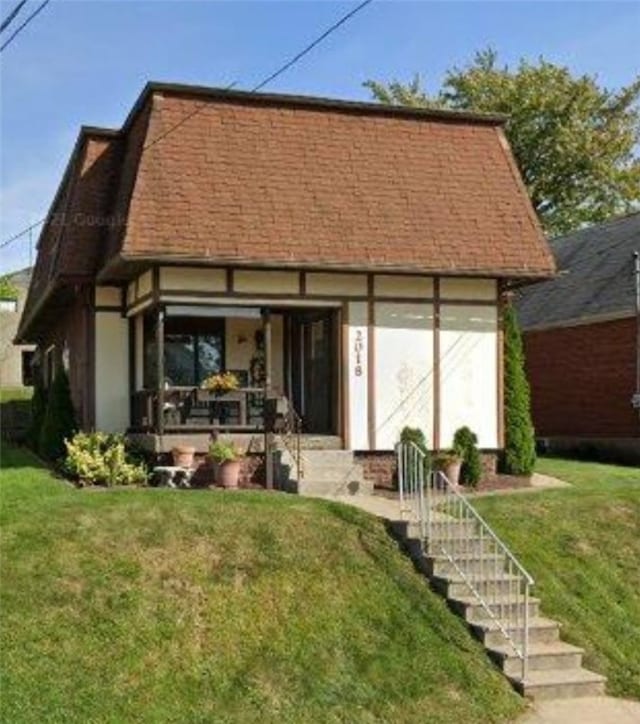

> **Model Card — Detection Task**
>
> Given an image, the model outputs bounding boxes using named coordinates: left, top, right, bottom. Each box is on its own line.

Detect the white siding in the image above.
left=439, top=304, right=498, bottom=449
left=347, top=302, right=369, bottom=449
left=374, top=302, right=434, bottom=450
left=95, top=312, right=129, bottom=432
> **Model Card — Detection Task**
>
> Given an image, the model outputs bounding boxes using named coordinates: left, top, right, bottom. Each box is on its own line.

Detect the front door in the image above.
left=288, top=310, right=337, bottom=434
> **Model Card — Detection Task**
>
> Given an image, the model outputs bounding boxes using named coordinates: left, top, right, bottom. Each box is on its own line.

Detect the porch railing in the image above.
left=396, top=441, right=534, bottom=680
left=130, top=387, right=265, bottom=432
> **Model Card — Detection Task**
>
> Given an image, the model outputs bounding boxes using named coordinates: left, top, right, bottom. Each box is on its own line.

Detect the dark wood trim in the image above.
left=367, top=274, right=376, bottom=450
left=125, top=291, right=154, bottom=314
left=332, top=307, right=342, bottom=445
left=341, top=302, right=350, bottom=450
left=433, top=278, right=441, bottom=451
left=87, top=286, right=96, bottom=429
left=152, top=266, right=160, bottom=303
left=226, top=268, right=234, bottom=293
left=262, top=307, right=273, bottom=490
left=156, top=305, right=165, bottom=435
left=299, top=271, right=306, bottom=296
left=154, top=288, right=500, bottom=306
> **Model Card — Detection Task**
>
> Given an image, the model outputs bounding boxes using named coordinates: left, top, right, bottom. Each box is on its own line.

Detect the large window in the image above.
left=144, top=314, right=224, bottom=388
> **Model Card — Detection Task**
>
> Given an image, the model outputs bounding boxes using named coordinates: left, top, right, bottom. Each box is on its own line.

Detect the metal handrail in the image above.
left=396, top=440, right=533, bottom=680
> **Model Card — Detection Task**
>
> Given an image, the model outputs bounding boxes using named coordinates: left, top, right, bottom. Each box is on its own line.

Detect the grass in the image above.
left=474, top=457, right=640, bottom=699
left=0, top=443, right=523, bottom=724
left=0, top=387, right=32, bottom=402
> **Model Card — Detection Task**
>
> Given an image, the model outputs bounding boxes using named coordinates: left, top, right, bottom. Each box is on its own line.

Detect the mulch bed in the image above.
left=374, top=473, right=533, bottom=498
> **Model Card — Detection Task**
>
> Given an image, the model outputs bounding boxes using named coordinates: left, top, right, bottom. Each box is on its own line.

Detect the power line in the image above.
left=0, top=0, right=51, bottom=54
left=0, top=218, right=45, bottom=250
left=251, top=0, right=374, bottom=92
left=143, top=0, right=374, bottom=150
left=0, top=0, right=28, bottom=34
left=1, top=0, right=375, bottom=248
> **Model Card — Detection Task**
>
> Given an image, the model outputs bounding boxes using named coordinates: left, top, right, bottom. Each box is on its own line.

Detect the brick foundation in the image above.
left=356, top=450, right=498, bottom=490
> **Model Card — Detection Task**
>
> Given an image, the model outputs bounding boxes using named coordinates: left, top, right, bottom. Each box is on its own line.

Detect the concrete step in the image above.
left=424, top=552, right=508, bottom=577
left=426, top=536, right=499, bottom=556
left=449, top=594, right=540, bottom=622
left=488, top=641, right=585, bottom=676
left=405, top=518, right=477, bottom=539
left=432, top=572, right=522, bottom=600
left=470, top=617, right=561, bottom=647
left=511, top=667, right=607, bottom=700
left=299, top=464, right=365, bottom=483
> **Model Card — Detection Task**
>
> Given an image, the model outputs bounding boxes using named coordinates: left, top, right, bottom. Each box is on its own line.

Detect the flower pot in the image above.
left=171, top=445, right=195, bottom=468
left=443, top=459, right=462, bottom=486
left=216, top=459, right=242, bottom=489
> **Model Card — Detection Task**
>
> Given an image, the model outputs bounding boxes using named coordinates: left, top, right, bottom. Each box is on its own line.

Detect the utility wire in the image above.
left=0, top=0, right=51, bottom=54
left=143, top=0, right=374, bottom=150
left=0, top=0, right=28, bottom=34
left=1, top=0, right=375, bottom=248
left=0, top=218, right=45, bottom=250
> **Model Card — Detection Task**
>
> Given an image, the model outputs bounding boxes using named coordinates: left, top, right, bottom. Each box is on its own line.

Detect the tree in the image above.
left=39, top=368, right=77, bottom=461
left=27, top=380, right=47, bottom=451
left=0, top=274, right=19, bottom=300
left=502, top=304, right=536, bottom=476
left=365, top=50, right=640, bottom=235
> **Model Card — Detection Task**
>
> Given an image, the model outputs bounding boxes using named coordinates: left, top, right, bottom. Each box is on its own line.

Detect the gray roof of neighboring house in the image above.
left=516, top=212, right=640, bottom=330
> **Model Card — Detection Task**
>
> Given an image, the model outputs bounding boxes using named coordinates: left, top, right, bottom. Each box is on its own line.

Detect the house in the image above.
left=517, top=212, right=640, bottom=464
left=15, top=82, right=555, bottom=489
left=1, top=267, right=35, bottom=389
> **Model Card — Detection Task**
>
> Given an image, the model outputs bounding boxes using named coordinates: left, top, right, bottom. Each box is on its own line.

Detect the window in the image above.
left=22, top=350, right=35, bottom=386
left=0, top=298, right=18, bottom=313
left=143, top=314, right=224, bottom=388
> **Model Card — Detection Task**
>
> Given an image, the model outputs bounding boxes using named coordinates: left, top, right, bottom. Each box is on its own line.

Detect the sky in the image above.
left=1, top=0, right=639, bottom=274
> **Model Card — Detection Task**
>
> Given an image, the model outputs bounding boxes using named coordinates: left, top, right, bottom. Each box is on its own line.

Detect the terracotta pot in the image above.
left=171, top=445, right=196, bottom=468
left=443, top=459, right=462, bottom=486
left=216, top=459, right=242, bottom=489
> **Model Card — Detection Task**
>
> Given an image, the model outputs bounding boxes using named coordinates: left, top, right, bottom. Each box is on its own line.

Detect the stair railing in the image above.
left=396, top=441, right=534, bottom=681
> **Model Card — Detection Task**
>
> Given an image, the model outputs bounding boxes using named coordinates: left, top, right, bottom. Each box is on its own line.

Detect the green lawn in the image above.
left=475, top=457, right=640, bottom=699
left=0, top=443, right=523, bottom=724
left=0, top=387, right=32, bottom=402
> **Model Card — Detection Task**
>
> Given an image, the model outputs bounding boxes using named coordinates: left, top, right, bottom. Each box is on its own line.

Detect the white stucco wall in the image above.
left=439, top=304, right=498, bottom=449
left=373, top=302, right=434, bottom=450
left=346, top=302, right=369, bottom=450
left=160, top=267, right=226, bottom=292
left=306, top=273, right=367, bottom=296
left=95, top=311, right=129, bottom=432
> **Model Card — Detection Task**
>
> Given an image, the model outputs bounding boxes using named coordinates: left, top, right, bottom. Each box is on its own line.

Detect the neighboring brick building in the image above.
left=517, top=212, right=640, bottom=463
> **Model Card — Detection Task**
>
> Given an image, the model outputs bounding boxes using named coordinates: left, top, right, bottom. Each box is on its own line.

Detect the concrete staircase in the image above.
left=277, top=446, right=372, bottom=497
left=392, top=519, right=606, bottom=700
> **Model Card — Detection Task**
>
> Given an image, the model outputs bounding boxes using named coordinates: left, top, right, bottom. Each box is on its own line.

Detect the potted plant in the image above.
left=433, top=449, right=462, bottom=486
left=208, top=439, right=244, bottom=489
left=200, top=371, right=240, bottom=395
left=171, top=444, right=196, bottom=468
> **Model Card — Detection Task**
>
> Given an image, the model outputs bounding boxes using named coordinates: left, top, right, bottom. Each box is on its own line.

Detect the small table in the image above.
left=153, top=466, right=194, bottom=489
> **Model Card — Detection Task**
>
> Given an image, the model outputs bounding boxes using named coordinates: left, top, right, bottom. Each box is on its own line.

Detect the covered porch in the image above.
left=128, top=301, right=342, bottom=440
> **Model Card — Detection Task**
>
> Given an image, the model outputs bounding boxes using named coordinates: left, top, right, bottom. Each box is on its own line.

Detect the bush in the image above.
left=399, top=427, right=431, bottom=485
left=38, top=369, right=77, bottom=461
left=63, top=432, right=148, bottom=486
left=453, top=426, right=483, bottom=487
left=502, top=304, right=536, bottom=475
left=27, top=381, right=47, bottom=451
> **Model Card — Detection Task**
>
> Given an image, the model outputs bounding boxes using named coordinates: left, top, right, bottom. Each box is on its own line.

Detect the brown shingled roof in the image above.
left=18, top=82, right=555, bottom=340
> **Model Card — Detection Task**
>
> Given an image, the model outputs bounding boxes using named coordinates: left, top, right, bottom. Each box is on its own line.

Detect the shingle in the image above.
left=517, top=212, right=640, bottom=330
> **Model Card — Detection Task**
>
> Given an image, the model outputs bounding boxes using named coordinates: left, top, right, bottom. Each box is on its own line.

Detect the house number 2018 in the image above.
left=354, top=330, right=364, bottom=377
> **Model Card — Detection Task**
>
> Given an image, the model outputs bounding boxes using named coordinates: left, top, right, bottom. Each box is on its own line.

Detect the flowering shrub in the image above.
left=63, top=432, right=148, bottom=487
left=200, top=371, right=240, bottom=392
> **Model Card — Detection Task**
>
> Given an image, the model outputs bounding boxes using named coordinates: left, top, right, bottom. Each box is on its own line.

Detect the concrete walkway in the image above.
left=518, top=696, right=640, bottom=723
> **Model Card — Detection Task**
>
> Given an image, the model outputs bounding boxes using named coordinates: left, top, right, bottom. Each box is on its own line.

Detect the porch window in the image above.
left=143, top=314, right=224, bottom=388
